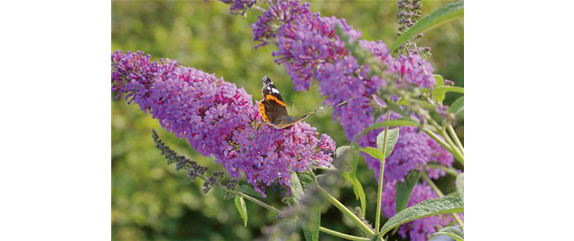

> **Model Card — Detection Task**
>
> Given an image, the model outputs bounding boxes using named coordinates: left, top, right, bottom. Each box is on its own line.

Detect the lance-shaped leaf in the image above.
left=301, top=208, right=320, bottom=241
left=377, top=128, right=400, bottom=158
left=289, top=170, right=321, bottom=241
left=380, top=196, right=463, bottom=235
left=360, top=147, right=384, bottom=161
left=335, top=145, right=351, bottom=159
left=432, top=75, right=446, bottom=102
left=449, top=96, right=464, bottom=118
left=234, top=196, right=248, bottom=227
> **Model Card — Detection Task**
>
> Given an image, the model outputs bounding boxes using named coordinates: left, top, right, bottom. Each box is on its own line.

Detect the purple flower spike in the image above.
left=112, top=51, right=335, bottom=197
left=272, top=11, right=362, bottom=91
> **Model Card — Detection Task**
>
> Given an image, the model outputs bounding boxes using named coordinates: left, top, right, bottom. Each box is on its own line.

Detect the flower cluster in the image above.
left=112, top=51, right=335, bottom=197
left=252, top=0, right=311, bottom=48
left=382, top=181, right=454, bottom=241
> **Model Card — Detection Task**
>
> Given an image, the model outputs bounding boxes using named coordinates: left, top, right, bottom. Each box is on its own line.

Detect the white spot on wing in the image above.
left=271, top=88, right=280, bottom=94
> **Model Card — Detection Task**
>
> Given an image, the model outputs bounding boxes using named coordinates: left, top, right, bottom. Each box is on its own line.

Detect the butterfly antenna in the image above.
left=295, top=97, right=355, bottom=121
left=328, top=96, right=356, bottom=108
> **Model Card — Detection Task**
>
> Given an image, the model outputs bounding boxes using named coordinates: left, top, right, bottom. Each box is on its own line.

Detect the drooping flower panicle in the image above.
left=245, top=1, right=453, bottom=240
left=112, top=50, right=335, bottom=197
left=251, top=0, right=435, bottom=145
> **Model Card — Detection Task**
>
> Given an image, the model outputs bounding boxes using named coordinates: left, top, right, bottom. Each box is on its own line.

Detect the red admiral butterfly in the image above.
left=258, top=76, right=326, bottom=129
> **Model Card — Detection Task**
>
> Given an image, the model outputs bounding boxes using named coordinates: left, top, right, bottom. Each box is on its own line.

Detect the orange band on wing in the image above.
left=265, top=94, right=286, bottom=107
left=258, top=101, right=270, bottom=122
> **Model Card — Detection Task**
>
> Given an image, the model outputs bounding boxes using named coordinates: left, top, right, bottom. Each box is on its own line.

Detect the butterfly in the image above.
left=258, top=76, right=327, bottom=129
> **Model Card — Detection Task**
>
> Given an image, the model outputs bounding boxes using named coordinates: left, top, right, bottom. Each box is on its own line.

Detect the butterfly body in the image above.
left=258, top=76, right=324, bottom=129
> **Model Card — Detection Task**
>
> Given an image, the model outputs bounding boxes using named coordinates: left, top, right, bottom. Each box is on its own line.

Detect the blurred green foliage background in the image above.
left=112, top=1, right=463, bottom=240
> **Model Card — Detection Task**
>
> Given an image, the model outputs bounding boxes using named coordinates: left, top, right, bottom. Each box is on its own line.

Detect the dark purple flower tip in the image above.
left=444, top=79, right=455, bottom=86
left=219, top=0, right=257, bottom=16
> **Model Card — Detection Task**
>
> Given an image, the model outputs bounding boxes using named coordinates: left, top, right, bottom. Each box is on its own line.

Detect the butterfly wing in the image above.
left=259, top=76, right=289, bottom=126
left=259, top=76, right=330, bottom=129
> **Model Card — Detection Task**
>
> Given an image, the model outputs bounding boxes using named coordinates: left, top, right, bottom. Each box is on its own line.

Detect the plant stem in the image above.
left=252, top=5, right=267, bottom=12
left=447, top=124, right=464, bottom=154
left=375, top=111, right=392, bottom=233
left=212, top=183, right=282, bottom=213
left=441, top=129, right=464, bottom=160
left=237, top=192, right=282, bottom=213
left=317, top=186, right=375, bottom=237
left=319, top=227, right=371, bottom=241
left=425, top=163, right=459, bottom=177
left=421, top=173, right=464, bottom=228
left=424, top=130, right=464, bottom=165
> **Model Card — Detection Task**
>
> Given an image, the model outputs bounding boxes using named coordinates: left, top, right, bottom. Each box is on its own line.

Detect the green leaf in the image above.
left=238, top=185, right=262, bottom=198
left=395, top=170, right=421, bottom=213
left=349, top=154, right=359, bottom=179
left=359, top=119, right=420, bottom=138
left=341, top=148, right=366, bottom=214
left=335, top=145, right=351, bottom=158
left=456, top=173, right=464, bottom=203
left=432, top=75, right=446, bottom=102
left=301, top=207, right=321, bottom=241
left=433, top=74, right=444, bottom=86
left=341, top=173, right=358, bottom=198
left=354, top=178, right=367, bottom=218
left=289, top=170, right=318, bottom=204
left=291, top=171, right=321, bottom=241
left=390, top=1, right=464, bottom=52
left=377, top=128, right=400, bottom=158
left=359, top=147, right=384, bottom=161
left=449, top=96, right=464, bottom=118
left=296, top=170, right=317, bottom=191
left=431, top=226, right=464, bottom=241
left=380, top=196, right=464, bottom=235
left=341, top=173, right=367, bottom=216
left=432, top=86, right=464, bottom=103
left=435, top=85, right=464, bottom=94
left=234, top=196, right=248, bottom=227
left=289, top=172, right=305, bottom=203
